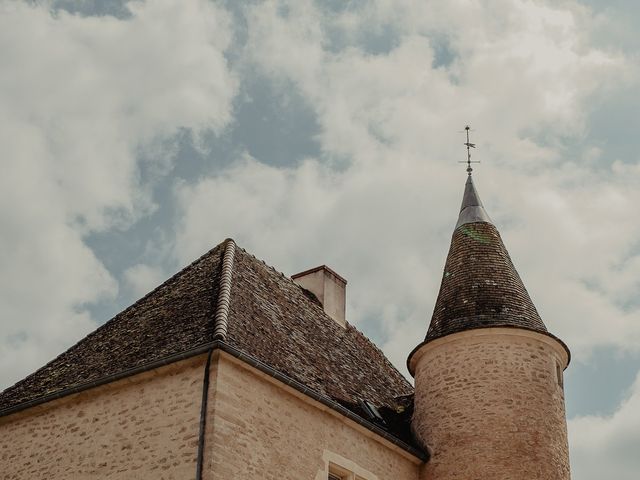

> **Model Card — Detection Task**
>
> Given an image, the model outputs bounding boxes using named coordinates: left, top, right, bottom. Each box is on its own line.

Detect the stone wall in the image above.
left=203, top=352, right=421, bottom=480
left=0, top=355, right=206, bottom=479
left=1, top=350, right=422, bottom=480
left=411, top=328, right=570, bottom=480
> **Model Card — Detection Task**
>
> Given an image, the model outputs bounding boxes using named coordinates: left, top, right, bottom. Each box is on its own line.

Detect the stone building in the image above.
left=0, top=173, right=571, bottom=479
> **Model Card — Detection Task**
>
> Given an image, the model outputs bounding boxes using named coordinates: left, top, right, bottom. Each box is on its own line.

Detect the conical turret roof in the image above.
left=422, top=175, right=552, bottom=346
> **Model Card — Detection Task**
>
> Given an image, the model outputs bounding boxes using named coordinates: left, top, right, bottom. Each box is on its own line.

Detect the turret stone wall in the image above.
left=411, top=328, right=570, bottom=480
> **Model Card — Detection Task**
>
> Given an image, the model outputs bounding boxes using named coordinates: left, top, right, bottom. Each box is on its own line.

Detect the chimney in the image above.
left=292, top=265, right=347, bottom=327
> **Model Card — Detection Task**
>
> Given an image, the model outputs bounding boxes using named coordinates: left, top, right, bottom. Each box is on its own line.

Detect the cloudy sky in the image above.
left=1, top=0, right=639, bottom=476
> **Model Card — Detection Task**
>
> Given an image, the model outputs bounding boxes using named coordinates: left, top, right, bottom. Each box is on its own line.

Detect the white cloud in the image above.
left=173, top=0, right=638, bottom=372
left=569, top=368, right=640, bottom=479
left=244, top=0, right=622, bottom=156
left=169, top=9, right=640, bottom=478
left=2, top=0, right=639, bottom=476
left=0, top=0, right=237, bottom=388
left=123, top=263, right=167, bottom=298
left=501, top=161, right=640, bottom=357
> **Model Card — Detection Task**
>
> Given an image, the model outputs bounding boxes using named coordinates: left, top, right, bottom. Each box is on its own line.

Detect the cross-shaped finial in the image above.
left=459, top=125, right=480, bottom=175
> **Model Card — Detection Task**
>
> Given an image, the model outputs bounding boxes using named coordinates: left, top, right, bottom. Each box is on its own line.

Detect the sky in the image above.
left=0, top=0, right=639, bottom=477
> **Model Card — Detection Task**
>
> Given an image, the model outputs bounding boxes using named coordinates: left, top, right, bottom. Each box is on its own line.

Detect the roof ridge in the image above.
left=213, top=239, right=236, bottom=340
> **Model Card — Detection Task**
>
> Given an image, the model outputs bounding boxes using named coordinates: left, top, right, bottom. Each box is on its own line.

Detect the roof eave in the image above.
left=406, top=324, right=571, bottom=377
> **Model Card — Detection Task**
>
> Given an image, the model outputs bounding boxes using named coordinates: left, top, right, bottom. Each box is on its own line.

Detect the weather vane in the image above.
left=459, top=125, right=480, bottom=175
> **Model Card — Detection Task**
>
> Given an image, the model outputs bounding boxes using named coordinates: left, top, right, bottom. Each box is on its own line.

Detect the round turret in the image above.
left=409, top=175, right=571, bottom=479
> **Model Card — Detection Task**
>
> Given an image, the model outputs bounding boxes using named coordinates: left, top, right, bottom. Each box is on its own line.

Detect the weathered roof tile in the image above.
left=426, top=221, right=547, bottom=341
left=0, top=239, right=415, bottom=447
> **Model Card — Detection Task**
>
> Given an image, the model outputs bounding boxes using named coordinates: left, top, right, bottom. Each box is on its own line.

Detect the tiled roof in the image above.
left=408, top=175, right=568, bottom=373
left=426, top=221, right=548, bottom=341
left=0, top=239, right=416, bottom=450
left=226, top=246, right=412, bottom=406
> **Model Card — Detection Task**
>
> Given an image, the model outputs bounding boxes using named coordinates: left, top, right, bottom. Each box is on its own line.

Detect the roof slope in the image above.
left=228, top=246, right=412, bottom=407
left=0, top=240, right=414, bottom=447
left=0, top=242, right=225, bottom=410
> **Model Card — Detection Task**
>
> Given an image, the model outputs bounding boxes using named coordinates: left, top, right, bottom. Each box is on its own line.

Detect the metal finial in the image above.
left=459, top=125, right=480, bottom=175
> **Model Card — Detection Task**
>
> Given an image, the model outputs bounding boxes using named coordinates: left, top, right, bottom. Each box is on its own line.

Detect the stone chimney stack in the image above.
left=292, top=266, right=347, bottom=327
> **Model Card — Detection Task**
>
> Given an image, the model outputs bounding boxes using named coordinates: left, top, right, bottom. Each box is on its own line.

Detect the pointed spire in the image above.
left=455, top=175, right=492, bottom=229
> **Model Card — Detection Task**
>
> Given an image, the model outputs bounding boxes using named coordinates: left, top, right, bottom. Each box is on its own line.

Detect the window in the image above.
left=325, top=453, right=375, bottom=480
left=556, top=361, right=564, bottom=388
left=329, top=465, right=348, bottom=480
left=358, top=398, right=386, bottom=426
left=329, top=463, right=369, bottom=480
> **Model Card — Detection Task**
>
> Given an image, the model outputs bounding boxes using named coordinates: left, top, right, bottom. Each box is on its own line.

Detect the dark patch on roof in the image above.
left=426, top=222, right=548, bottom=341
left=0, top=240, right=416, bottom=450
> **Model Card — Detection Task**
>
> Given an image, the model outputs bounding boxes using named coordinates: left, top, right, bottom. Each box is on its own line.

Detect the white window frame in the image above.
left=322, top=450, right=378, bottom=480
left=329, top=462, right=369, bottom=480
left=556, top=360, right=564, bottom=388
